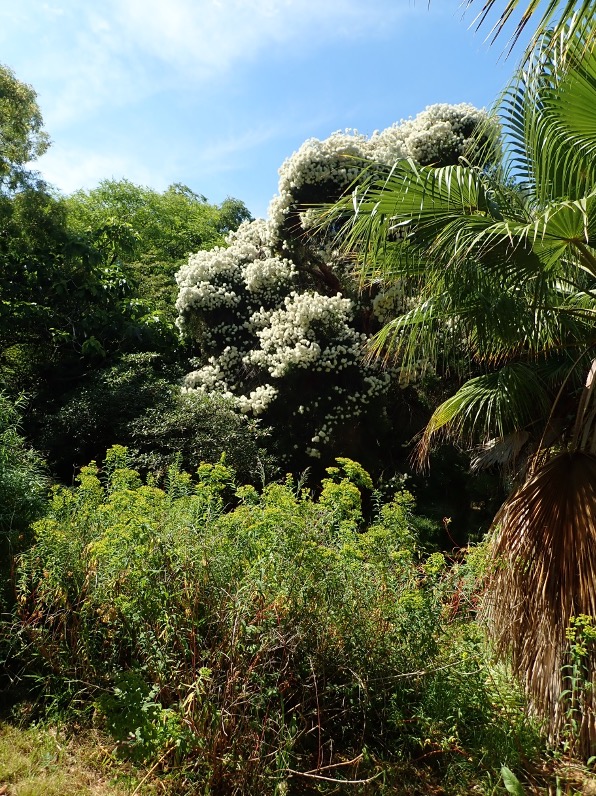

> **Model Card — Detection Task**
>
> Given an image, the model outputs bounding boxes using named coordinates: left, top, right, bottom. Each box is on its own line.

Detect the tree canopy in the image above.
left=0, top=63, right=49, bottom=189
left=65, top=180, right=251, bottom=264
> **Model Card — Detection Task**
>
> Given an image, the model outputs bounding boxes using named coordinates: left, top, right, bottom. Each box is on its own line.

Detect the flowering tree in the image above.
left=176, top=104, right=490, bottom=466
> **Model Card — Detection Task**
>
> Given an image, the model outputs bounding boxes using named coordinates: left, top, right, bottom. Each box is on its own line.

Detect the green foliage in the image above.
left=0, top=63, right=49, bottom=189
left=501, top=765, right=526, bottom=795
left=323, top=457, right=374, bottom=491
left=0, top=393, right=47, bottom=562
left=13, top=448, right=540, bottom=792
left=33, top=353, right=274, bottom=485
left=64, top=180, right=252, bottom=324
left=0, top=188, right=175, bottom=400
left=0, top=144, right=250, bottom=482
left=0, top=178, right=253, bottom=485
left=96, top=671, right=191, bottom=763
left=318, top=458, right=371, bottom=531
left=35, top=353, right=180, bottom=478
left=65, top=181, right=251, bottom=263
left=128, top=382, right=275, bottom=484
left=0, top=393, right=47, bottom=694
left=562, top=615, right=596, bottom=756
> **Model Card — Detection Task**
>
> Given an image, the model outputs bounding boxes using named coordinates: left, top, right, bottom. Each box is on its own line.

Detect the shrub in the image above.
left=35, top=353, right=177, bottom=479
left=36, top=352, right=273, bottom=485
left=128, top=388, right=275, bottom=483
left=0, top=393, right=47, bottom=702
left=0, top=393, right=47, bottom=565
left=14, top=449, right=540, bottom=793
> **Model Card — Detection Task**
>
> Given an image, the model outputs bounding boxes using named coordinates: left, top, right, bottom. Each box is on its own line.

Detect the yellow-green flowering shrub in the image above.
left=14, top=448, right=539, bottom=792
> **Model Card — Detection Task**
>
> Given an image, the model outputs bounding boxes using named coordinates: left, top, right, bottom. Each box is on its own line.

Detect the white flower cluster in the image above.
left=268, top=104, right=490, bottom=237
left=369, top=103, right=488, bottom=166
left=184, top=345, right=244, bottom=395
left=177, top=280, right=242, bottom=313
left=396, top=359, right=434, bottom=387
left=248, top=291, right=359, bottom=378
left=226, top=217, right=275, bottom=250
left=247, top=306, right=274, bottom=331
left=236, top=384, right=278, bottom=416
left=268, top=130, right=370, bottom=231
left=175, top=102, right=488, bottom=458
left=242, top=256, right=296, bottom=294
left=372, top=283, right=409, bottom=324
left=175, top=218, right=297, bottom=348
left=176, top=246, right=241, bottom=324
left=176, top=218, right=275, bottom=309
left=297, top=207, right=319, bottom=231
left=184, top=347, right=279, bottom=416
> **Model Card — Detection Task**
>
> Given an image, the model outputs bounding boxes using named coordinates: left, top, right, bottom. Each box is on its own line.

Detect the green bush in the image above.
left=128, top=387, right=276, bottom=483
left=0, top=393, right=48, bottom=702
left=36, top=353, right=274, bottom=484
left=14, top=448, right=540, bottom=793
left=0, top=393, right=47, bottom=564
left=36, top=353, right=177, bottom=478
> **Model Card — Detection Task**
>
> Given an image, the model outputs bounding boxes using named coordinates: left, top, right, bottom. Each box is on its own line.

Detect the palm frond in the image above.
left=470, top=429, right=530, bottom=471
left=415, top=363, right=550, bottom=467
left=500, top=22, right=596, bottom=201
left=572, top=358, right=596, bottom=450
left=367, top=238, right=591, bottom=373
left=315, top=21, right=596, bottom=474
left=466, top=1, right=596, bottom=60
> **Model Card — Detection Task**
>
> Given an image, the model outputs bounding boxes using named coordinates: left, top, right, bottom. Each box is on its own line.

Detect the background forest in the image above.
left=2, top=3, right=596, bottom=794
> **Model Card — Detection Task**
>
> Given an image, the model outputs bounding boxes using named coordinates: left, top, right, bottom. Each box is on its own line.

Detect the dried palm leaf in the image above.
left=470, top=430, right=530, bottom=472
left=484, top=450, right=596, bottom=753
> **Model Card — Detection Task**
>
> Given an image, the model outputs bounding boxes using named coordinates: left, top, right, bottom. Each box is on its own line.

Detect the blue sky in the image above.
left=0, top=1, right=524, bottom=218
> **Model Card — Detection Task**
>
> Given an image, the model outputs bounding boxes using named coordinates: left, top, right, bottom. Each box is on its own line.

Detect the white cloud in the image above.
left=35, top=145, right=158, bottom=194
left=193, top=104, right=336, bottom=171
left=42, top=3, right=65, bottom=15
left=1, top=0, right=415, bottom=131
left=196, top=127, right=283, bottom=173
left=110, top=0, right=410, bottom=76
left=0, top=0, right=430, bottom=206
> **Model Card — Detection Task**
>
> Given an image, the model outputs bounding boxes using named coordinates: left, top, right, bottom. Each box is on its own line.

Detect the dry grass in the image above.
left=0, top=722, right=156, bottom=796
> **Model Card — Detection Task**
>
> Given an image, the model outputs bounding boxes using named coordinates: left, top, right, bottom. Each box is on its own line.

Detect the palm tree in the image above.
left=319, top=21, right=596, bottom=753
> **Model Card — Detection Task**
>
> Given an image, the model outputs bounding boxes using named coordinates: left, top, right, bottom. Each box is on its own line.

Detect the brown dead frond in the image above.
left=484, top=450, right=596, bottom=755
left=470, top=430, right=530, bottom=473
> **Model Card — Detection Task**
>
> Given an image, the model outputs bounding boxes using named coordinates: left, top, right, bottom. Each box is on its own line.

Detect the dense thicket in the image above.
left=11, top=448, right=537, bottom=794
left=0, top=66, right=254, bottom=480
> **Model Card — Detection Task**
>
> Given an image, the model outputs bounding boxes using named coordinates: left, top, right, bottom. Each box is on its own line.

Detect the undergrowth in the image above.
left=7, top=447, right=542, bottom=794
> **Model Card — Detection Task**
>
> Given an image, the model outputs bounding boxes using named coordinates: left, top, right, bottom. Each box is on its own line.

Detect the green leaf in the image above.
left=501, top=765, right=526, bottom=796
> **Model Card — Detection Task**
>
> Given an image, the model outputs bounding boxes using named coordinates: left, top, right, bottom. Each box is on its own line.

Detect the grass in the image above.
left=4, top=721, right=596, bottom=796
left=0, top=722, right=155, bottom=796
